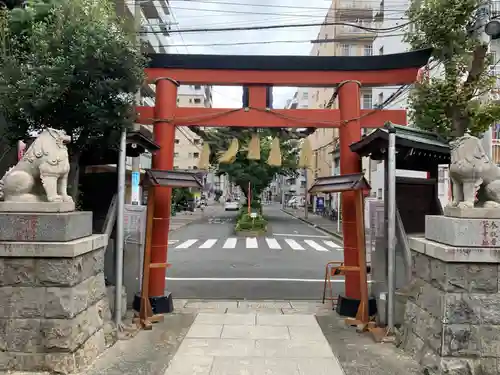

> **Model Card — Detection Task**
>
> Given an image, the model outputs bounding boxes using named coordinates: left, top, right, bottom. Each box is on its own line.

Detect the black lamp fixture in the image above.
left=485, top=20, right=500, bottom=40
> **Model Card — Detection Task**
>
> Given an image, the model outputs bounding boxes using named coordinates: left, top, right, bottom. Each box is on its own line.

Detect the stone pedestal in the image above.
left=400, top=215, right=500, bottom=375
left=0, top=211, right=116, bottom=374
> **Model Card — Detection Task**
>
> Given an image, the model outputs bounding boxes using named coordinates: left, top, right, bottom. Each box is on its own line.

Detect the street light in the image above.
left=485, top=20, right=500, bottom=39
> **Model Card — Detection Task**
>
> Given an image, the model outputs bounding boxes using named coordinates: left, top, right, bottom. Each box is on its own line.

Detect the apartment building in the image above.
left=174, top=85, right=213, bottom=170
left=372, top=0, right=410, bottom=112
left=306, top=0, right=376, bottom=193
left=285, top=88, right=309, bottom=109
left=113, top=0, right=173, bottom=174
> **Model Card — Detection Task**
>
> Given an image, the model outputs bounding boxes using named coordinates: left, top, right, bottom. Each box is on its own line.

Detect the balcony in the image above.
left=334, top=0, right=373, bottom=19
left=334, top=21, right=376, bottom=41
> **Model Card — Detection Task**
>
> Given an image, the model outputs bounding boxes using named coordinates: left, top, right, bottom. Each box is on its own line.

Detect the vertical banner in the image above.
left=131, top=171, right=140, bottom=205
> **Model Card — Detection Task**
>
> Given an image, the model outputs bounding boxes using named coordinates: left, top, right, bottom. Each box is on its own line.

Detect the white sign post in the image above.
left=131, top=171, right=141, bottom=205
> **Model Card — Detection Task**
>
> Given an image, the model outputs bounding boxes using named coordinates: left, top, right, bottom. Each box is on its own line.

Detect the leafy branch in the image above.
left=405, top=0, right=500, bottom=138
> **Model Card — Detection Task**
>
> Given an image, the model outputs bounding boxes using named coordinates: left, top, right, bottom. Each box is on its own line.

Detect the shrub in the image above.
left=235, top=213, right=267, bottom=232
left=240, top=200, right=263, bottom=216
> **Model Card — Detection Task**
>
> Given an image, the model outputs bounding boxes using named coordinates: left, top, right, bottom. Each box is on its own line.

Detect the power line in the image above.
left=168, top=0, right=411, bottom=11
left=160, top=33, right=406, bottom=48
left=167, top=5, right=411, bottom=20
left=140, top=20, right=411, bottom=35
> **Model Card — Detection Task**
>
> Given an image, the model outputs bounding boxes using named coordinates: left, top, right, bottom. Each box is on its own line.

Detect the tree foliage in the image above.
left=405, top=0, right=500, bottom=138
left=0, top=0, right=146, bottom=154
left=201, top=128, right=299, bottom=199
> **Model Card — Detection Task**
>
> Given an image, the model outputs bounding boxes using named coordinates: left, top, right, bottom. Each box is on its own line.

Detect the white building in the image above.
left=174, top=85, right=213, bottom=171
left=372, top=0, right=411, bottom=114
left=113, top=0, right=173, bottom=175
left=285, top=89, right=309, bottom=109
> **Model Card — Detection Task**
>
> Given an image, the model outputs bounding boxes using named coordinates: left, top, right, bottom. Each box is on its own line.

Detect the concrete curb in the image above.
left=281, top=209, right=343, bottom=241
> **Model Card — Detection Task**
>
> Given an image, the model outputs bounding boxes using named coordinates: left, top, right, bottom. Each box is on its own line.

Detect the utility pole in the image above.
left=476, top=1, right=493, bottom=160
left=130, top=0, right=142, bottom=205
left=304, top=168, right=309, bottom=219
left=281, top=175, right=285, bottom=209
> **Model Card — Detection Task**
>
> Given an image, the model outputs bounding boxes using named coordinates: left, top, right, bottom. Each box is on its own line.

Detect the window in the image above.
left=300, top=181, right=306, bottom=188
left=194, top=85, right=201, bottom=90
left=340, top=44, right=350, bottom=56
left=379, top=46, right=384, bottom=55
left=362, top=93, right=373, bottom=109
left=188, top=152, right=193, bottom=157
left=177, top=98, right=180, bottom=103
left=194, top=98, right=201, bottom=104
left=302, top=92, right=309, bottom=99
left=193, top=152, right=200, bottom=158
left=193, top=166, right=198, bottom=170
left=175, top=139, right=180, bottom=144
left=193, top=139, right=201, bottom=145
left=174, top=152, right=179, bottom=157
left=189, top=98, right=193, bottom=103
left=364, top=45, right=373, bottom=56
left=173, top=165, right=179, bottom=170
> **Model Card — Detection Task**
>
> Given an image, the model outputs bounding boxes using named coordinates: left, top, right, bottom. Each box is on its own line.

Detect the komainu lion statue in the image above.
left=449, top=133, right=500, bottom=209
left=0, top=128, right=73, bottom=204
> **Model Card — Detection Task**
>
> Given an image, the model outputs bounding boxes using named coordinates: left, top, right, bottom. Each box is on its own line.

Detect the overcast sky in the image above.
left=166, top=0, right=334, bottom=108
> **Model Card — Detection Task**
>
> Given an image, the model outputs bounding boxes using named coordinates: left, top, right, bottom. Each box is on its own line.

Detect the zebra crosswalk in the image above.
left=168, top=237, right=343, bottom=252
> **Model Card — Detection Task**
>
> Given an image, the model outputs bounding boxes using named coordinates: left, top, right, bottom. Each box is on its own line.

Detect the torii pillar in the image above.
left=149, top=77, right=178, bottom=297
left=338, top=80, right=363, bottom=298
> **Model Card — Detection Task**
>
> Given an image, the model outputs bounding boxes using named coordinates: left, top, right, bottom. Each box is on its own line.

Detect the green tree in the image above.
left=406, top=0, right=500, bottom=138
left=0, top=0, right=146, bottom=196
left=199, top=128, right=299, bottom=202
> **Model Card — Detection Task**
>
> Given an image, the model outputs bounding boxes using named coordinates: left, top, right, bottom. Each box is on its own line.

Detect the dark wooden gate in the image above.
left=396, top=177, right=440, bottom=234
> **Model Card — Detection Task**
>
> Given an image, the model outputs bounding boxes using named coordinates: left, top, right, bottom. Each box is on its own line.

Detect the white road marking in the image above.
left=273, top=233, right=330, bottom=238
left=246, top=237, right=258, bottom=249
left=165, top=277, right=374, bottom=283
left=175, top=239, right=198, bottom=249
left=223, top=238, right=237, bottom=249
left=285, top=239, right=305, bottom=251
left=199, top=239, right=217, bottom=249
left=265, top=238, right=281, bottom=249
left=304, top=240, right=329, bottom=252
left=168, top=240, right=179, bottom=244
left=324, top=240, right=342, bottom=249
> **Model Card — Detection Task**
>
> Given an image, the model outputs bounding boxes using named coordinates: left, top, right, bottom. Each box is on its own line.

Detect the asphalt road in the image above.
left=166, top=204, right=346, bottom=300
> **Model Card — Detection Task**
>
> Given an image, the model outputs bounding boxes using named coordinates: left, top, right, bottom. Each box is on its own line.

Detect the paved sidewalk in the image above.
left=166, top=311, right=344, bottom=375
left=169, top=206, right=218, bottom=232
left=79, top=300, right=419, bottom=375
left=282, top=208, right=343, bottom=239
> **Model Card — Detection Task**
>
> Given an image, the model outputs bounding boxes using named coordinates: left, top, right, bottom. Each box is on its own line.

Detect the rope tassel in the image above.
left=198, top=143, right=211, bottom=170
left=219, top=138, right=239, bottom=164
left=247, top=133, right=261, bottom=160
left=267, top=137, right=282, bottom=166
left=298, top=138, right=313, bottom=169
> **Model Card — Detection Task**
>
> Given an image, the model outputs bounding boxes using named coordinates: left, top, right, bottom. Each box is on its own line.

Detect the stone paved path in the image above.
left=164, top=304, right=344, bottom=375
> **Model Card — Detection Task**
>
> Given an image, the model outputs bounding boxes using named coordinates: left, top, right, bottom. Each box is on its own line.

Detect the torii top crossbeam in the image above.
left=136, top=48, right=432, bottom=302
left=137, top=48, right=432, bottom=128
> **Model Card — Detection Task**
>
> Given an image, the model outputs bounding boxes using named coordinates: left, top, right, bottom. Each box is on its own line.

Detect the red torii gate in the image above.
left=136, top=49, right=432, bottom=301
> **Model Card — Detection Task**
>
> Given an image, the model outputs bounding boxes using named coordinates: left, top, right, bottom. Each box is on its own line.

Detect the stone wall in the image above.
left=399, top=223, right=500, bottom=374
left=0, top=212, right=116, bottom=374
